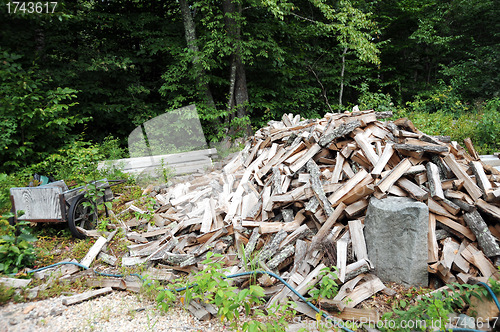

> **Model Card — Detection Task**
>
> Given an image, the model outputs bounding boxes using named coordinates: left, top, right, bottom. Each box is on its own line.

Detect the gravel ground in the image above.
left=0, top=291, right=228, bottom=332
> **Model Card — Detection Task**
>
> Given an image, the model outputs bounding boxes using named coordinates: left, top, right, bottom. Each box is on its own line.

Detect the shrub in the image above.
left=0, top=214, right=37, bottom=274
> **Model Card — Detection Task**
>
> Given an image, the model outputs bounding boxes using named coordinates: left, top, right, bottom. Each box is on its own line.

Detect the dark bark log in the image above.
left=318, top=120, right=361, bottom=147
left=463, top=210, right=500, bottom=257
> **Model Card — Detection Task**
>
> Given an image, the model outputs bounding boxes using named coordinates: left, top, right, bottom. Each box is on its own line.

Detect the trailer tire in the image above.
left=68, top=194, right=97, bottom=239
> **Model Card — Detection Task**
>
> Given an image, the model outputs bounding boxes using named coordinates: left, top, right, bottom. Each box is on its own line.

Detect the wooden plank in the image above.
left=293, top=263, right=326, bottom=297
left=453, top=241, right=470, bottom=273
left=80, top=237, right=108, bottom=268
left=348, top=220, right=368, bottom=261
left=375, top=158, right=412, bottom=193
left=0, top=278, right=31, bottom=288
left=62, top=287, right=113, bottom=306
left=435, top=214, right=476, bottom=241
left=310, top=203, right=346, bottom=249
left=334, top=308, right=380, bottom=323
left=10, top=186, right=63, bottom=220
left=443, top=154, right=482, bottom=201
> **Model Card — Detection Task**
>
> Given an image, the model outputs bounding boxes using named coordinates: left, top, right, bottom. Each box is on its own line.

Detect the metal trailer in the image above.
left=9, top=179, right=124, bottom=239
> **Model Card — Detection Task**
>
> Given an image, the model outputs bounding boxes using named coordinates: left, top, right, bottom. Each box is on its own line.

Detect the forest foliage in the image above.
left=0, top=0, right=499, bottom=176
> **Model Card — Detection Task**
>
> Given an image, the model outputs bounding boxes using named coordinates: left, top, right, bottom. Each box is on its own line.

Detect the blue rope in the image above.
left=26, top=262, right=500, bottom=332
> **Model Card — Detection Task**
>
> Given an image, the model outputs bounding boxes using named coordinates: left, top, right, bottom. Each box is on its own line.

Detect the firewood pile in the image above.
left=103, top=109, right=500, bottom=320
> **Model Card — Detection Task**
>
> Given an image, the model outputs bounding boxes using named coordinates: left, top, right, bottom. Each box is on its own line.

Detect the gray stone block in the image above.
left=364, top=196, right=429, bottom=287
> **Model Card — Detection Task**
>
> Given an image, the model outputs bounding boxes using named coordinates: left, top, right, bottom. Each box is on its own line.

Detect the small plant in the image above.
left=0, top=213, right=37, bottom=274
left=379, top=283, right=485, bottom=331
left=308, top=266, right=339, bottom=304
left=153, top=251, right=292, bottom=331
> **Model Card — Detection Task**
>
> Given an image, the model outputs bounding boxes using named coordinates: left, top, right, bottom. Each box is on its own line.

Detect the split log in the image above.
left=397, top=177, right=428, bottom=201
left=463, top=210, right=500, bottom=257
left=375, top=159, right=412, bottom=193
left=307, top=159, right=334, bottom=216
left=348, top=220, right=368, bottom=261
left=426, top=162, right=444, bottom=200
left=443, top=154, right=482, bottom=201
left=318, top=121, right=361, bottom=147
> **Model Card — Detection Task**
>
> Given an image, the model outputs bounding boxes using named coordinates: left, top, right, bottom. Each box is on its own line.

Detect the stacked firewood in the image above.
left=118, top=109, right=500, bottom=320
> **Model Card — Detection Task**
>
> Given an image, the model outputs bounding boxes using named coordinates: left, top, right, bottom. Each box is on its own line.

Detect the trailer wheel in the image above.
left=68, top=194, right=97, bottom=239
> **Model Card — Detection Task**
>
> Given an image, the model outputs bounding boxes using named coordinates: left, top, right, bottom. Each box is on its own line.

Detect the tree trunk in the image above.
left=179, top=0, right=216, bottom=109
left=338, top=47, right=348, bottom=112
left=223, top=0, right=251, bottom=136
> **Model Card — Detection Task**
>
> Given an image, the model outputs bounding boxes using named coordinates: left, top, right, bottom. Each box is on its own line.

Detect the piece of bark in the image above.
left=244, top=227, right=261, bottom=258
left=344, top=259, right=372, bottom=282
left=62, top=287, right=113, bottom=306
left=267, top=244, right=295, bottom=270
left=463, top=210, right=500, bottom=257
left=394, top=142, right=449, bottom=154
left=258, top=230, right=288, bottom=262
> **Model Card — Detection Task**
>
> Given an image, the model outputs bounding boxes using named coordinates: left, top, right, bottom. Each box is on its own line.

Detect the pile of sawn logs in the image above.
left=120, top=109, right=500, bottom=320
